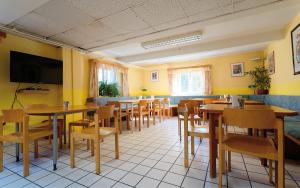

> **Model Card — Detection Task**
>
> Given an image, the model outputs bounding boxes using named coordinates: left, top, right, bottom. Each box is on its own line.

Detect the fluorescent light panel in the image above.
left=141, top=31, right=202, bottom=49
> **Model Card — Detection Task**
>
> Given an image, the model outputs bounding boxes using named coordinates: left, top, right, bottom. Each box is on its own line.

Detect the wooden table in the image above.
left=25, top=104, right=98, bottom=170
left=212, top=100, right=264, bottom=105
left=200, top=104, right=298, bottom=178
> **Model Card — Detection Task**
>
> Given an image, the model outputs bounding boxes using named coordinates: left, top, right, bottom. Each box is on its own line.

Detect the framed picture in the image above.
left=291, top=23, right=300, bottom=75
left=231, top=62, right=244, bottom=77
left=151, top=71, right=159, bottom=81
left=267, top=51, right=275, bottom=74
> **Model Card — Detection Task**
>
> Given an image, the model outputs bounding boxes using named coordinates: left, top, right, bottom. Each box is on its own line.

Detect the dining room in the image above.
left=1, top=0, right=300, bottom=188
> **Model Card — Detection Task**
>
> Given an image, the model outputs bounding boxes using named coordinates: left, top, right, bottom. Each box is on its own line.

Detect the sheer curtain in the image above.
left=89, top=60, right=129, bottom=97
left=168, top=65, right=212, bottom=96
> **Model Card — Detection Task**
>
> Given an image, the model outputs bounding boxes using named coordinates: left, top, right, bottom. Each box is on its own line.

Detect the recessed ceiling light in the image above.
left=141, top=31, right=202, bottom=49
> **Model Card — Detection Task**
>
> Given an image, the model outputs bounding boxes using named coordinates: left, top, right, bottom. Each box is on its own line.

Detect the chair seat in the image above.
left=188, top=125, right=209, bottom=137
left=179, top=114, right=201, bottom=120
left=133, top=110, right=150, bottom=115
left=0, top=127, right=53, bottom=142
left=69, top=119, right=95, bottom=126
left=81, top=127, right=117, bottom=137
left=223, top=134, right=278, bottom=160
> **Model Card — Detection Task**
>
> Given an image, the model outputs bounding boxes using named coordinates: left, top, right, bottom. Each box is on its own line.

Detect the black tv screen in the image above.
left=10, top=51, right=63, bottom=84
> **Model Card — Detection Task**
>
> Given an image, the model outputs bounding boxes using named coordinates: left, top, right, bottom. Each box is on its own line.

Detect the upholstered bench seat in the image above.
left=285, top=117, right=300, bottom=143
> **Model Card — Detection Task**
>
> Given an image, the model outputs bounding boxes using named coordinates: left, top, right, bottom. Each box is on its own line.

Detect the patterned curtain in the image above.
left=122, top=68, right=129, bottom=96
left=167, top=69, right=173, bottom=95
left=89, top=60, right=99, bottom=97
left=203, top=66, right=212, bottom=95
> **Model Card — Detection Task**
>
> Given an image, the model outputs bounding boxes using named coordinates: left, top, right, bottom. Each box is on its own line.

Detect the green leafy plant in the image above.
left=245, top=66, right=271, bottom=93
left=99, top=81, right=119, bottom=97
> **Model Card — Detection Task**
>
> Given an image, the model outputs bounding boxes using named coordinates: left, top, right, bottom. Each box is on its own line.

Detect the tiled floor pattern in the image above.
left=1, top=118, right=300, bottom=188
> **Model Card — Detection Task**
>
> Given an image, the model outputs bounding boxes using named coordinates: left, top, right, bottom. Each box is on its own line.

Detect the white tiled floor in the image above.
left=1, top=118, right=300, bottom=187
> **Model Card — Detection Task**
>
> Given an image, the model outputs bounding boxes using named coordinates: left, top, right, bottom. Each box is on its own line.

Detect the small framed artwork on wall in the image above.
left=291, top=23, right=300, bottom=75
left=231, top=62, right=244, bottom=77
left=151, top=71, right=159, bottom=81
left=267, top=51, right=275, bottom=74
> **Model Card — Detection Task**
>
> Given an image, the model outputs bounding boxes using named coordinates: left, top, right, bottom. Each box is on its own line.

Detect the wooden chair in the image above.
left=152, top=99, right=163, bottom=125
left=178, top=100, right=202, bottom=141
left=218, top=108, right=284, bottom=188
left=68, top=104, right=95, bottom=148
left=181, top=101, right=209, bottom=168
left=24, top=104, right=64, bottom=149
left=161, top=98, right=171, bottom=119
left=133, top=100, right=151, bottom=131
left=0, top=109, right=53, bottom=176
left=107, top=101, right=130, bottom=133
left=70, top=105, right=119, bottom=175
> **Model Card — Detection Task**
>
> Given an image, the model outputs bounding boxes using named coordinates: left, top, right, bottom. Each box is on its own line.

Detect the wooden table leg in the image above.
left=209, top=113, right=217, bottom=178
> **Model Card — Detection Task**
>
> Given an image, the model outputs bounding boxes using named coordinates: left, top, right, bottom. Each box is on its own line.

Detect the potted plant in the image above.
left=99, top=81, right=119, bottom=97
left=245, top=66, right=271, bottom=95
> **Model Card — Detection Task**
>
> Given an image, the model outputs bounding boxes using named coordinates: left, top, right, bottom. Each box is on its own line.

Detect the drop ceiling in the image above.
left=1, top=0, right=300, bottom=65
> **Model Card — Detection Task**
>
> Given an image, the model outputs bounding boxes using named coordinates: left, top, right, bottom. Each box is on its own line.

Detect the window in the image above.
left=171, top=68, right=206, bottom=96
left=98, top=65, right=123, bottom=95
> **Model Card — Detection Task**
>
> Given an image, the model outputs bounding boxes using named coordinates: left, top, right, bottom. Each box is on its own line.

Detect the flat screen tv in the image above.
left=10, top=51, right=63, bottom=85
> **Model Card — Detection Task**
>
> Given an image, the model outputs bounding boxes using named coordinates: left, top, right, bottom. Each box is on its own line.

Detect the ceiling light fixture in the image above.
left=141, top=31, right=202, bottom=49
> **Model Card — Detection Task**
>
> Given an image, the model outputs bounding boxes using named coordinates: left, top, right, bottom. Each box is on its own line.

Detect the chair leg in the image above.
left=68, top=124, right=72, bottom=147
left=70, top=136, right=75, bottom=168
left=147, top=114, right=150, bottom=128
left=159, top=110, right=162, bottom=123
left=228, top=151, right=231, bottom=172
left=119, top=118, right=122, bottom=134
left=0, top=141, right=3, bottom=172
left=34, top=140, right=39, bottom=158
left=139, top=115, right=142, bottom=131
left=95, top=138, right=100, bottom=175
left=91, top=140, right=94, bottom=156
left=269, top=160, right=273, bottom=184
left=23, top=141, right=29, bottom=177
left=115, top=133, right=119, bottom=159
left=153, top=112, right=156, bottom=125
left=191, top=136, right=195, bottom=155
left=178, top=118, right=181, bottom=141
left=218, top=148, right=223, bottom=188
left=87, top=139, right=90, bottom=151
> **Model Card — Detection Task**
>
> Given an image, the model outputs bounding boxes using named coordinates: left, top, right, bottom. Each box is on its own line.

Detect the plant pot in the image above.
left=256, top=89, right=269, bottom=95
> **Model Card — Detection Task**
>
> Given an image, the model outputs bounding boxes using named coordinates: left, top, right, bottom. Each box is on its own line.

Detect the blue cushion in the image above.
left=285, top=117, right=300, bottom=140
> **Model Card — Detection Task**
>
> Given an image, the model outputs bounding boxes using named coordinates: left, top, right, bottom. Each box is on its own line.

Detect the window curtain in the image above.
left=89, top=60, right=99, bottom=98
left=203, top=66, right=212, bottom=95
left=89, top=60, right=129, bottom=97
left=122, top=69, right=129, bottom=96
left=167, top=65, right=212, bottom=96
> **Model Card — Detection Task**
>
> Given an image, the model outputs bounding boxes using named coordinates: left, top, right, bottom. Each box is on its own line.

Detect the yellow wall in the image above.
left=128, top=67, right=145, bottom=96
left=265, top=12, right=300, bottom=95
left=0, top=34, right=63, bottom=132
left=142, top=51, right=264, bottom=95
left=0, top=34, right=63, bottom=109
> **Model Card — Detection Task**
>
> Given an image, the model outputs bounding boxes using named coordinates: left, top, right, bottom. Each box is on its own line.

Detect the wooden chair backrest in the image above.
left=162, top=98, right=170, bottom=107
left=24, top=104, right=49, bottom=110
left=1, top=109, right=25, bottom=123
left=186, top=101, right=202, bottom=115
left=97, top=105, right=115, bottom=120
left=178, top=100, right=190, bottom=108
left=153, top=99, right=161, bottom=107
left=223, top=108, right=277, bottom=129
left=138, top=100, right=149, bottom=111
left=204, top=98, right=219, bottom=104
left=107, top=101, right=120, bottom=108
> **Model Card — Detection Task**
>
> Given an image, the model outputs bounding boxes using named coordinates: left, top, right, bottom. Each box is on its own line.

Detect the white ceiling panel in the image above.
left=100, top=9, right=150, bottom=33
left=34, top=0, right=94, bottom=33
left=65, top=0, right=131, bottom=19
left=179, top=0, right=220, bottom=17
left=234, top=0, right=280, bottom=12
left=0, top=0, right=50, bottom=24
left=50, top=29, right=92, bottom=47
left=133, top=0, right=186, bottom=26
left=14, top=12, right=66, bottom=37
